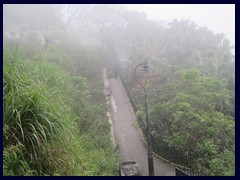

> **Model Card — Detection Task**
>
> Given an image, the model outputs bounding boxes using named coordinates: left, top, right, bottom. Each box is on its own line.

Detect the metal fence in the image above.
left=175, top=167, right=190, bottom=176
left=119, top=74, right=209, bottom=176
left=119, top=74, right=146, bottom=130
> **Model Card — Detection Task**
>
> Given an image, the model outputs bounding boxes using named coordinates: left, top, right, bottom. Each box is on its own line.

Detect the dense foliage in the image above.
left=3, top=4, right=235, bottom=176
left=3, top=45, right=118, bottom=175
left=122, top=19, right=235, bottom=176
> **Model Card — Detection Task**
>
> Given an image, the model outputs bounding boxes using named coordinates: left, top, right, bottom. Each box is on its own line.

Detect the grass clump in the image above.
left=3, top=46, right=118, bottom=176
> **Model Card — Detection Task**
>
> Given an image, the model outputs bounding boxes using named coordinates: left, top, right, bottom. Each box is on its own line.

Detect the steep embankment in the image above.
left=3, top=47, right=118, bottom=176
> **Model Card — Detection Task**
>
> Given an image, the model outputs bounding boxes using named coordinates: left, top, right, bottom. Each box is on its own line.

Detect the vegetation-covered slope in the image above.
left=3, top=46, right=118, bottom=175
left=3, top=4, right=235, bottom=176
left=122, top=19, right=235, bottom=176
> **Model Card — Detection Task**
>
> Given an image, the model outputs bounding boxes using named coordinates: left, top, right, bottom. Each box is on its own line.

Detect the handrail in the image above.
left=119, top=73, right=196, bottom=172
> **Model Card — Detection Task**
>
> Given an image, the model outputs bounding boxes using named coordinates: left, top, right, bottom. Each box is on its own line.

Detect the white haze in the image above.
left=127, top=4, right=235, bottom=46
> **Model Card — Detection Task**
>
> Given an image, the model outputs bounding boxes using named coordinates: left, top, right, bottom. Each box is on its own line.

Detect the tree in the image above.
left=145, top=68, right=235, bottom=175
left=44, top=5, right=82, bottom=40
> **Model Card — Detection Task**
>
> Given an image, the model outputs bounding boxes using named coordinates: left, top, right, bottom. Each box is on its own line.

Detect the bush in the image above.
left=3, top=46, right=118, bottom=175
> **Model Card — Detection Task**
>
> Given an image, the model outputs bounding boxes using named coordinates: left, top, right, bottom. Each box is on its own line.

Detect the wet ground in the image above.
left=108, top=77, right=175, bottom=176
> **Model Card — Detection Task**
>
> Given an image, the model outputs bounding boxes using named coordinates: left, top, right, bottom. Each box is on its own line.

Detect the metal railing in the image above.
left=120, top=74, right=144, bottom=126
left=175, top=167, right=190, bottom=176
left=119, top=73, right=209, bottom=176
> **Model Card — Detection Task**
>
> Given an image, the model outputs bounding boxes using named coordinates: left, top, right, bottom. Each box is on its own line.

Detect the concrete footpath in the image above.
left=103, top=69, right=175, bottom=176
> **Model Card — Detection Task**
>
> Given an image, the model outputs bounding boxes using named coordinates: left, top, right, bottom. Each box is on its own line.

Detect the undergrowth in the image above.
left=3, top=46, right=118, bottom=176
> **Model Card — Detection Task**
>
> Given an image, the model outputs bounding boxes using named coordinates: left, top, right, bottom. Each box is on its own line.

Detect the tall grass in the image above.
left=3, top=46, right=118, bottom=175
left=4, top=48, right=66, bottom=174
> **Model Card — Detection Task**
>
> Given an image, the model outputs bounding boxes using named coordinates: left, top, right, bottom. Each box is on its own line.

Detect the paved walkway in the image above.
left=108, top=76, right=175, bottom=176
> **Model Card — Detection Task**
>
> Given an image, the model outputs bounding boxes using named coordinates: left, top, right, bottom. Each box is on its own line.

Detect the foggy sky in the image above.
left=127, top=4, right=235, bottom=46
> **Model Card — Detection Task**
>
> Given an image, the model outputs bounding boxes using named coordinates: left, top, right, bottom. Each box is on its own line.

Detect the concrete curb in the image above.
left=102, top=68, right=116, bottom=146
left=118, top=77, right=191, bottom=171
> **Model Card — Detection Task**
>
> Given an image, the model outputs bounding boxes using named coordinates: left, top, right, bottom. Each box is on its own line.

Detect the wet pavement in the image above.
left=108, top=77, right=175, bottom=176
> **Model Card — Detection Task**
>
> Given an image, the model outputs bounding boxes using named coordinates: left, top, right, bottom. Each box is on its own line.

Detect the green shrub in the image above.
left=3, top=46, right=118, bottom=175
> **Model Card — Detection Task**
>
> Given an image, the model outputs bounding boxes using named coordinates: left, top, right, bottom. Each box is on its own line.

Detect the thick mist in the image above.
left=3, top=4, right=235, bottom=176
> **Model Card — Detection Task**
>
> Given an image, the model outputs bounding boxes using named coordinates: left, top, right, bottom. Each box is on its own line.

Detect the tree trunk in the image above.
left=44, top=36, right=49, bottom=49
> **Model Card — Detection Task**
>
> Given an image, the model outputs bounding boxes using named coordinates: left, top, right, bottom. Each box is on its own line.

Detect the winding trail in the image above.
left=106, top=74, right=175, bottom=176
